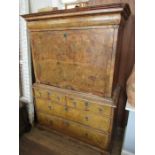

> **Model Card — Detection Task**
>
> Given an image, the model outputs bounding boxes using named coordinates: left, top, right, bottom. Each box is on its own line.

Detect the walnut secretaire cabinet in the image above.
left=22, top=3, right=130, bottom=154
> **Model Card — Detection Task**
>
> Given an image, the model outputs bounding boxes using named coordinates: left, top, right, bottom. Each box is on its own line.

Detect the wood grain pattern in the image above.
left=33, top=84, right=116, bottom=133
left=22, top=3, right=132, bottom=151
left=22, top=3, right=130, bottom=21
left=33, top=83, right=117, bottom=107
left=30, top=28, right=116, bottom=97
left=35, top=98, right=112, bottom=132
left=27, top=14, right=122, bottom=31
left=24, top=4, right=131, bottom=99
left=37, top=112, right=111, bottom=150
left=32, top=83, right=119, bottom=151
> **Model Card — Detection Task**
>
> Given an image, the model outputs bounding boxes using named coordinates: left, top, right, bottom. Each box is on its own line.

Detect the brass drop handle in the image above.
left=85, top=116, right=89, bottom=121
left=48, top=105, right=52, bottom=110
left=99, top=108, right=103, bottom=112
left=64, top=32, right=67, bottom=38
left=64, top=106, right=68, bottom=112
left=84, top=101, right=89, bottom=110
left=64, top=121, right=70, bottom=127
left=85, top=102, right=89, bottom=107
left=47, top=92, right=50, bottom=99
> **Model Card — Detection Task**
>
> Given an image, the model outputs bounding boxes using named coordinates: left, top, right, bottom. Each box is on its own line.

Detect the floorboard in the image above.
left=20, top=127, right=124, bottom=155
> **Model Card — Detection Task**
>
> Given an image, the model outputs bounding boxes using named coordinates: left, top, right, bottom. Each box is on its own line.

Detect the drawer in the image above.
left=33, top=88, right=48, bottom=98
left=35, top=98, right=112, bottom=132
left=33, top=88, right=66, bottom=104
left=37, top=112, right=111, bottom=150
left=67, top=97, right=112, bottom=117
left=49, top=91, right=66, bottom=104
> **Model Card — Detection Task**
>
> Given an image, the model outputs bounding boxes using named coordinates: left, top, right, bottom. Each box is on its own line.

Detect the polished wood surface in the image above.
left=37, top=113, right=110, bottom=150
left=31, top=28, right=116, bottom=97
left=33, top=84, right=116, bottom=133
left=24, top=4, right=130, bottom=98
left=32, top=83, right=119, bottom=151
left=22, top=3, right=131, bottom=152
left=22, top=3, right=130, bottom=21
left=35, top=99, right=112, bottom=132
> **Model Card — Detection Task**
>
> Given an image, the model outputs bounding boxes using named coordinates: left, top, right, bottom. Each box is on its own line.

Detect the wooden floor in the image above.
left=20, top=127, right=124, bottom=155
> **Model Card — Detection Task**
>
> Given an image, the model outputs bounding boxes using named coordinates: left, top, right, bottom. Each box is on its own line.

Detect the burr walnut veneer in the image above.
left=22, top=3, right=130, bottom=153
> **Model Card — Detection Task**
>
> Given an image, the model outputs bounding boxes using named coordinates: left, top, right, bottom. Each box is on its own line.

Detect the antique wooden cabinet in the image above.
left=22, top=3, right=130, bottom=154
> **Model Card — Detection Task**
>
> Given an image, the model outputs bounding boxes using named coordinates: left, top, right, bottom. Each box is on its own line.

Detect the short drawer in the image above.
left=35, top=98, right=112, bottom=132
left=67, top=97, right=112, bottom=117
left=33, top=88, right=48, bottom=98
left=37, top=112, right=111, bottom=150
left=33, top=88, right=66, bottom=104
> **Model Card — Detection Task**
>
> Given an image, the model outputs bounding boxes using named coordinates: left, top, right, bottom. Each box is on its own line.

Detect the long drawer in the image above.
left=35, top=98, right=112, bottom=132
left=37, top=112, right=111, bottom=150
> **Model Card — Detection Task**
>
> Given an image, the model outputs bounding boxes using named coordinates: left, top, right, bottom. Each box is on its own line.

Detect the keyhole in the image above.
left=85, top=133, right=88, bottom=137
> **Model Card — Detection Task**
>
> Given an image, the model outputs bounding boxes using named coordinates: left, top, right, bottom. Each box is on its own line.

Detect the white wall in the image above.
left=29, top=0, right=64, bottom=13
left=20, top=0, right=34, bottom=124
left=122, top=111, right=135, bottom=155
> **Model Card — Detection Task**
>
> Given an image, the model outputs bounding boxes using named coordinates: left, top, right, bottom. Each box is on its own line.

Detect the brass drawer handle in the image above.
left=85, top=101, right=89, bottom=107
left=84, top=101, right=89, bottom=110
left=64, top=121, right=70, bottom=127
left=47, top=92, right=50, bottom=99
left=85, top=116, right=89, bottom=121
left=48, top=105, right=52, bottom=110
left=64, top=106, right=68, bottom=112
left=64, top=32, right=67, bottom=38
left=98, top=108, right=103, bottom=112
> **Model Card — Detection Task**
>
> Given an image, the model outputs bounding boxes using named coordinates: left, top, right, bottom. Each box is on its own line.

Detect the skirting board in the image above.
left=121, top=150, right=134, bottom=155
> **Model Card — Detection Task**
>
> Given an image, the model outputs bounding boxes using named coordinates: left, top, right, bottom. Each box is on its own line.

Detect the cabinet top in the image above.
left=21, top=3, right=130, bottom=22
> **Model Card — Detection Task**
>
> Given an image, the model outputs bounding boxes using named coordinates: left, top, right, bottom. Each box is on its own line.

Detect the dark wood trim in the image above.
left=21, top=3, right=130, bottom=21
